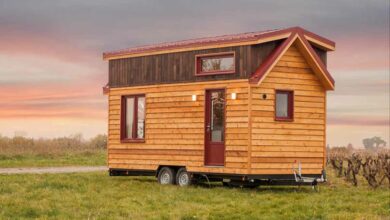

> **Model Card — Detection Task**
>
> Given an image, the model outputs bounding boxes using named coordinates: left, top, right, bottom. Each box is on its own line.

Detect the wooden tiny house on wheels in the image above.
left=103, top=27, right=335, bottom=187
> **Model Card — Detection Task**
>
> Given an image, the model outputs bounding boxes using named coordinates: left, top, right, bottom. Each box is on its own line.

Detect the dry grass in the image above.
left=0, top=134, right=107, bottom=167
left=0, top=134, right=106, bottom=156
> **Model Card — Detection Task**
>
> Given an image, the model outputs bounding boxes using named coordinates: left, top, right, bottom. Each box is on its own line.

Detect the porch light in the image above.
left=231, top=93, right=237, bottom=100
left=192, top=94, right=197, bottom=101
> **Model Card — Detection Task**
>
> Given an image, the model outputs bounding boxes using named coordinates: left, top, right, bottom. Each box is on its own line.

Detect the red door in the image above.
left=205, top=89, right=225, bottom=166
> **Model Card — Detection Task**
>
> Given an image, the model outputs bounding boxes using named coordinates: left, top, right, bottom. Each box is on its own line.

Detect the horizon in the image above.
left=0, top=0, right=389, bottom=147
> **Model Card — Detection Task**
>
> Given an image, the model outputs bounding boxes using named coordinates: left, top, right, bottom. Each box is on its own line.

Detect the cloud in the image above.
left=0, top=0, right=388, bottom=143
left=328, top=116, right=389, bottom=126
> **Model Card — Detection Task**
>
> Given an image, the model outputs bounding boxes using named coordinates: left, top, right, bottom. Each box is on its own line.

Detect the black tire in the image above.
left=176, top=168, right=191, bottom=187
left=157, top=167, right=176, bottom=185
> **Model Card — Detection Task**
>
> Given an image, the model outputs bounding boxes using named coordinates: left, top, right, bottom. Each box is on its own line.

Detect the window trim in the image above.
left=120, top=94, right=145, bottom=143
left=274, top=90, right=294, bottom=121
left=195, top=52, right=236, bottom=76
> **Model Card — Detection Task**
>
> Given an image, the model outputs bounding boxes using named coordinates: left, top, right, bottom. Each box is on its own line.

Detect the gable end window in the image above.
left=275, top=90, right=294, bottom=121
left=195, top=52, right=235, bottom=76
left=121, top=95, right=145, bottom=142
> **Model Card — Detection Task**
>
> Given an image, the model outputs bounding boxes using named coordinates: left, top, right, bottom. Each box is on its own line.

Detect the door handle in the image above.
left=206, top=125, right=211, bottom=132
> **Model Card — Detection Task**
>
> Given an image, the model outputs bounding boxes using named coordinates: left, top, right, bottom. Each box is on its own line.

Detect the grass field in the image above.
left=0, top=151, right=106, bottom=168
left=0, top=134, right=107, bottom=168
left=0, top=169, right=389, bottom=219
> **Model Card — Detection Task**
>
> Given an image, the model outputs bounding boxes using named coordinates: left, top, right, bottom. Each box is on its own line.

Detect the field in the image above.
left=0, top=136, right=389, bottom=219
left=0, top=134, right=106, bottom=167
left=0, top=151, right=106, bottom=168
left=0, top=169, right=389, bottom=219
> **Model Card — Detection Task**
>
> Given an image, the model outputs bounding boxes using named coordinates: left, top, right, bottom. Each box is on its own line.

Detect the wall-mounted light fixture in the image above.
left=231, top=93, right=237, bottom=100
left=192, top=94, right=197, bottom=101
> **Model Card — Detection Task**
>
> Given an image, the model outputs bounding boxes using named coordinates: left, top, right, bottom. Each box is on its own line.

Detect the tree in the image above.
left=363, top=136, right=387, bottom=150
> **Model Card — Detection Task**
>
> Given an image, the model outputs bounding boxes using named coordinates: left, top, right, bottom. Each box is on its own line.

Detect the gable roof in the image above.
left=249, top=30, right=335, bottom=90
left=103, top=26, right=335, bottom=60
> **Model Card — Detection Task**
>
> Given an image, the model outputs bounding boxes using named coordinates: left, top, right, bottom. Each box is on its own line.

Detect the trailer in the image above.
left=102, top=26, right=335, bottom=187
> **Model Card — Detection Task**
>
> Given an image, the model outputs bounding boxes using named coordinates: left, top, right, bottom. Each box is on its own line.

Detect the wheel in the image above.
left=157, top=167, right=176, bottom=185
left=176, top=168, right=191, bottom=187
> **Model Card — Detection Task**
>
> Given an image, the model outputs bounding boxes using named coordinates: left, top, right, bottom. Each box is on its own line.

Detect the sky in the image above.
left=0, top=0, right=389, bottom=147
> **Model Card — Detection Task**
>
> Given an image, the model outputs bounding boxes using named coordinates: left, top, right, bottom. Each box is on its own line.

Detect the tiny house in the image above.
left=103, top=27, right=335, bottom=187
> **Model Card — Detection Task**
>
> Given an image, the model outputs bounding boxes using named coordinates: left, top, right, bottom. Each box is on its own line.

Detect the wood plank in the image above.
left=275, top=61, right=310, bottom=69
left=251, top=134, right=324, bottom=141
left=252, top=140, right=324, bottom=147
left=146, top=133, right=203, bottom=139
left=109, top=154, right=203, bottom=161
left=279, top=55, right=306, bottom=62
left=251, top=151, right=323, bottom=157
left=262, top=77, right=321, bottom=86
left=270, top=72, right=317, bottom=80
left=251, top=163, right=323, bottom=169
left=109, top=164, right=158, bottom=170
left=109, top=159, right=203, bottom=166
left=108, top=149, right=202, bottom=156
left=251, top=146, right=324, bottom=152
left=260, top=82, right=324, bottom=91
left=252, top=128, right=324, bottom=136
left=249, top=168, right=323, bottom=175
left=147, top=112, right=204, bottom=119
left=252, top=117, right=324, bottom=125
left=271, top=66, right=313, bottom=74
left=147, top=118, right=204, bottom=124
left=251, top=157, right=323, bottom=163
left=251, top=123, right=324, bottom=130
left=109, top=144, right=203, bottom=150
left=147, top=128, right=203, bottom=134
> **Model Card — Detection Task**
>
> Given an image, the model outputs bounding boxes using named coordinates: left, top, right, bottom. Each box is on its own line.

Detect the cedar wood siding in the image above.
left=107, top=41, right=328, bottom=175
left=108, top=80, right=250, bottom=174
left=250, top=44, right=326, bottom=175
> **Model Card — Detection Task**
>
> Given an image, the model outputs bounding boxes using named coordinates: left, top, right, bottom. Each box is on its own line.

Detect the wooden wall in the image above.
left=106, top=41, right=328, bottom=176
left=249, top=44, right=326, bottom=175
left=108, top=79, right=250, bottom=174
left=108, top=41, right=280, bottom=88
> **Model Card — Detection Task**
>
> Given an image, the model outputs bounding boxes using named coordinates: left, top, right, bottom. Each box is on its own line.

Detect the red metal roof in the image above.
left=103, top=26, right=335, bottom=60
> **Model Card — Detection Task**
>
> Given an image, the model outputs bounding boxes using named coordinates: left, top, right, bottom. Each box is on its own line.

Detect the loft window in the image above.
left=195, top=52, right=235, bottom=76
left=121, top=95, right=145, bottom=142
left=275, top=90, right=294, bottom=121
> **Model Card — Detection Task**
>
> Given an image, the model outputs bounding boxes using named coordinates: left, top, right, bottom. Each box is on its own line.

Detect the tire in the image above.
left=176, top=168, right=191, bottom=187
left=157, top=167, right=176, bottom=185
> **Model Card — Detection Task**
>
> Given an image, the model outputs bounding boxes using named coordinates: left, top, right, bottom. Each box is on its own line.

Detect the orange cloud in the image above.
left=328, top=35, right=389, bottom=70
left=328, top=116, right=389, bottom=126
left=0, top=28, right=95, bottom=64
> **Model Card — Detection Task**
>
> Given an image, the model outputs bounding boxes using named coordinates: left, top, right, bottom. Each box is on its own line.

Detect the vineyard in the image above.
left=328, top=147, right=390, bottom=188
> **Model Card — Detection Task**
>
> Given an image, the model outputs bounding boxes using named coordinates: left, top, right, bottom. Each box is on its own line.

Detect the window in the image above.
left=275, top=90, right=293, bottom=121
left=195, top=52, right=235, bottom=76
left=121, top=95, right=145, bottom=141
left=210, top=90, right=225, bottom=142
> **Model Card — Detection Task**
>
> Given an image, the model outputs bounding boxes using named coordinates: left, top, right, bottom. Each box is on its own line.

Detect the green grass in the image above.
left=0, top=170, right=388, bottom=219
left=0, top=151, right=106, bottom=168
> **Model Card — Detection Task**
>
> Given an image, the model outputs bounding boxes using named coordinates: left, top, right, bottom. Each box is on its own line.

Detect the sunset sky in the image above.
left=0, top=0, right=389, bottom=147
